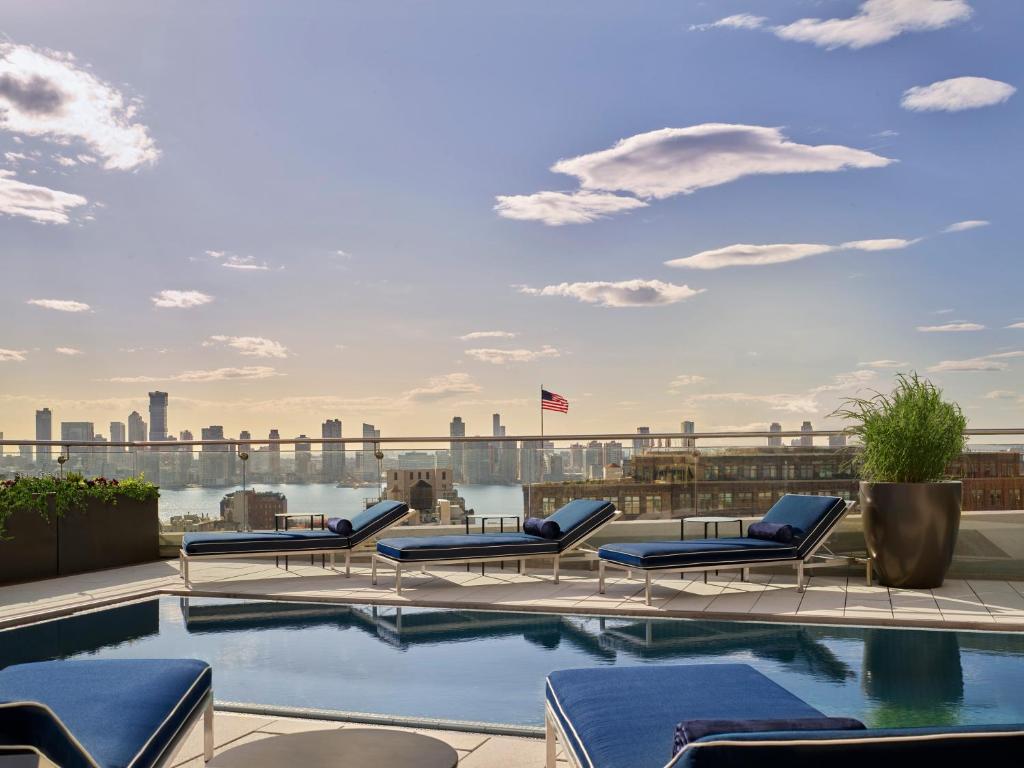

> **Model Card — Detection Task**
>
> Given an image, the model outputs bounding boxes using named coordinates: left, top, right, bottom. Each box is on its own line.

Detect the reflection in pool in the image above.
left=1, top=597, right=1022, bottom=727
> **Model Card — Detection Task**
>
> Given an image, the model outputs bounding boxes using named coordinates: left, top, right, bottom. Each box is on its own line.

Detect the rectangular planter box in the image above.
left=57, top=497, right=159, bottom=576
left=0, top=508, right=58, bottom=583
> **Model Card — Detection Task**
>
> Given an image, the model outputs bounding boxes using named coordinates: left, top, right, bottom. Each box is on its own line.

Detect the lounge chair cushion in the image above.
left=546, top=663, right=823, bottom=768
left=761, top=495, right=844, bottom=555
left=673, top=717, right=864, bottom=754
left=326, top=517, right=353, bottom=535
left=598, top=537, right=796, bottom=570
left=747, top=522, right=796, bottom=543
left=0, top=658, right=211, bottom=768
left=548, top=499, right=616, bottom=551
left=182, top=530, right=349, bottom=555
left=346, top=501, right=409, bottom=546
left=376, top=533, right=558, bottom=562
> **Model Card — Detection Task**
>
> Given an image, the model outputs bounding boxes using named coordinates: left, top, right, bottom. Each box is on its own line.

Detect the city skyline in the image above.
left=1, top=1, right=1022, bottom=438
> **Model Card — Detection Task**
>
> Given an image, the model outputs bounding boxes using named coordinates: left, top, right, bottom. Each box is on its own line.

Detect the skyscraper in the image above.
left=295, top=434, right=312, bottom=481
left=268, top=429, right=281, bottom=478
left=769, top=422, right=783, bottom=447
left=61, top=422, right=95, bottom=442
left=322, top=419, right=344, bottom=482
left=681, top=420, right=695, bottom=449
left=200, top=425, right=227, bottom=485
left=148, top=392, right=168, bottom=441
left=633, top=427, right=651, bottom=454
left=110, top=421, right=126, bottom=450
left=128, top=411, right=147, bottom=442
left=35, top=407, right=52, bottom=465
left=449, top=417, right=466, bottom=482
left=800, top=421, right=814, bottom=447
left=829, top=433, right=848, bottom=448
left=361, top=423, right=380, bottom=482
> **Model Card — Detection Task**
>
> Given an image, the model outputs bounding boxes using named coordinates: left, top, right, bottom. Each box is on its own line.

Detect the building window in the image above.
left=624, top=496, right=641, bottom=515
left=441, top=471, right=446, bottom=480
left=737, top=492, right=753, bottom=508
left=646, top=495, right=662, bottom=514
left=990, top=490, right=1002, bottom=508
left=720, top=492, right=733, bottom=508
left=698, top=492, right=712, bottom=511
left=542, top=497, right=557, bottom=515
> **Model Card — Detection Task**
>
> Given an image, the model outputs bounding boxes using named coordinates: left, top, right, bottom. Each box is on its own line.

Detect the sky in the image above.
left=0, top=0, right=1022, bottom=441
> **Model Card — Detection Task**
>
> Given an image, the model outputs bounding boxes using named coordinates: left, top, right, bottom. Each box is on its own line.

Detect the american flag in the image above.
left=541, top=389, right=569, bottom=413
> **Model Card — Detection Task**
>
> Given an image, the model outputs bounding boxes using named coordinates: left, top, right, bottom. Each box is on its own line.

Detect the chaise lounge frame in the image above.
left=179, top=508, right=415, bottom=588
left=371, top=510, right=623, bottom=595
left=599, top=501, right=864, bottom=605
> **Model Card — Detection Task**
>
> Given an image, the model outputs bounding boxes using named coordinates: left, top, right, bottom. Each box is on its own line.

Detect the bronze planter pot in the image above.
left=860, top=481, right=961, bottom=589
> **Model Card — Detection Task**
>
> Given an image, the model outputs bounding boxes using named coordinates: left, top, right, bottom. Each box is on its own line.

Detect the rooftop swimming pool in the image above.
left=2, top=597, right=1022, bottom=728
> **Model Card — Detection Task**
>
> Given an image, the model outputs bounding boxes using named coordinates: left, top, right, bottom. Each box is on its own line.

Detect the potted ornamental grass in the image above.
left=0, top=473, right=160, bottom=583
left=833, top=373, right=966, bottom=589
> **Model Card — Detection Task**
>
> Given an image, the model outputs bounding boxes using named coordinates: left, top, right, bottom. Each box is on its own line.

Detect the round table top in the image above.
left=209, top=728, right=459, bottom=768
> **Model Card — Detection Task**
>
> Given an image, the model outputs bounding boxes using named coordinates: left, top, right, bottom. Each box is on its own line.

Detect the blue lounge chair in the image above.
left=598, top=495, right=857, bottom=605
left=179, top=500, right=411, bottom=587
left=545, top=663, right=1023, bottom=768
left=0, top=658, right=213, bottom=768
left=372, top=499, right=619, bottom=594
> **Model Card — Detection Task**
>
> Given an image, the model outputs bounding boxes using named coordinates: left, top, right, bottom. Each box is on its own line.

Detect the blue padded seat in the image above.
left=0, top=658, right=211, bottom=768
left=182, top=500, right=408, bottom=555
left=376, top=533, right=559, bottom=562
left=546, top=499, right=616, bottom=549
left=546, top=663, right=823, bottom=768
left=760, top=495, right=845, bottom=556
left=598, top=537, right=796, bottom=570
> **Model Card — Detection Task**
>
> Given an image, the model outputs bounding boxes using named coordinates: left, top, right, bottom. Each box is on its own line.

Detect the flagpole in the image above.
left=540, top=384, right=544, bottom=439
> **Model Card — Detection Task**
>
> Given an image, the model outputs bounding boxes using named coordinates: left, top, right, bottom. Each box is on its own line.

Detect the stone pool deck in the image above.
left=3, top=557, right=1024, bottom=631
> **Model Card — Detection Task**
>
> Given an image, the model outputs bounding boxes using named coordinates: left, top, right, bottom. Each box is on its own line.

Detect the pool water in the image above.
left=2, top=597, right=1023, bottom=727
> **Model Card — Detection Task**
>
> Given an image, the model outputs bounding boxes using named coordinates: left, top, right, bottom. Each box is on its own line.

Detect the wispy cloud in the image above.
left=1007, top=322, right=1024, bottom=330
left=916, top=322, right=985, bottom=332
left=458, top=331, right=518, bottom=341
left=859, top=359, right=909, bottom=369
left=928, top=351, right=1024, bottom=372
left=27, top=298, right=90, bottom=312
left=679, top=370, right=877, bottom=414
left=109, top=366, right=283, bottom=383
left=55, top=346, right=82, bottom=355
left=151, top=290, right=213, bottom=309
left=0, top=348, right=27, bottom=362
left=667, top=237, right=915, bottom=270
left=404, top=373, right=481, bottom=401
left=944, top=219, right=989, bottom=233
left=902, top=77, right=1015, bottom=112
left=203, top=250, right=272, bottom=271
left=690, top=14, right=766, bottom=32
left=204, top=335, right=289, bottom=358
left=0, top=170, right=87, bottom=223
left=668, top=374, right=706, bottom=394
left=498, top=124, right=891, bottom=224
left=494, top=191, right=646, bottom=226
left=517, top=279, right=705, bottom=307
left=772, top=0, right=973, bottom=50
left=0, top=41, right=158, bottom=169
left=984, top=390, right=1018, bottom=400
left=464, top=346, right=561, bottom=364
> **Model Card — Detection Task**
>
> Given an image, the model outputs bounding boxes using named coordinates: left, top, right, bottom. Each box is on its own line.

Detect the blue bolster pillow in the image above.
left=672, top=717, right=865, bottom=755
left=326, top=517, right=353, bottom=536
left=748, top=521, right=797, bottom=543
left=524, top=517, right=561, bottom=540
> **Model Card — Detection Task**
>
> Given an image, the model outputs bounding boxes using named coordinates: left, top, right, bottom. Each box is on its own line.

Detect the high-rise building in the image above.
left=148, top=391, right=168, bottom=441
left=238, top=430, right=252, bottom=453
left=200, top=426, right=228, bottom=485
left=35, top=407, right=52, bottom=465
left=109, top=421, right=126, bottom=450
left=268, top=429, right=281, bottom=479
left=361, top=423, right=380, bottom=482
left=829, top=433, right=848, bottom=448
left=180, top=429, right=193, bottom=441
left=800, top=421, right=814, bottom=447
left=769, top=422, right=783, bottom=447
left=449, top=417, right=466, bottom=482
left=295, top=435, right=312, bottom=481
left=128, top=411, right=147, bottom=442
left=61, top=422, right=95, bottom=442
left=681, top=420, right=695, bottom=449
left=633, top=427, right=651, bottom=454
left=322, top=419, right=344, bottom=482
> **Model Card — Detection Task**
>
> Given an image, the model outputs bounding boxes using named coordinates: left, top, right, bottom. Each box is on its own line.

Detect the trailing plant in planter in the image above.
left=832, top=373, right=967, bottom=588
left=0, top=473, right=159, bottom=539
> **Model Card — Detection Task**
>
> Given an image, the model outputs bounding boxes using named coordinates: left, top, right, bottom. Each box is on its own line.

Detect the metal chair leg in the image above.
left=545, top=711, right=557, bottom=768
left=203, top=696, right=214, bottom=762
left=645, top=572, right=652, bottom=606
left=598, top=560, right=606, bottom=594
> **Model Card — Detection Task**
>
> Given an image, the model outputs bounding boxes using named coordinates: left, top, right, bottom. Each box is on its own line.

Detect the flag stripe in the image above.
left=541, top=389, right=569, bottom=413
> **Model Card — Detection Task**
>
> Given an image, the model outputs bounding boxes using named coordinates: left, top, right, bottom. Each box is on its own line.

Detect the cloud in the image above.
left=916, top=322, right=985, bottom=332
left=679, top=370, right=877, bottom=414
left=0, top=42, right=158, bottom=169
left=691, top=14, right=766, bottom=32
left=944, top=219, right=989, bottom=233
left=667, top=237, right=914, bottom=270
left=984, top=390, right=1017, bottom=400
left=668, top=374, right=706, bottom=394
left=0, top=348, right=27, bottom=362
left=901, top=76, right=1015, bottom=112
left=109, top=366, right=283, bottom=383
left=151, top=290, right=213, bottom=309
left=464, top=346, right=562, bottom=365
left=404, top=373, right=482, bottom=402
left=203, top=250, right=271, bottom=271
left=53, top=154, right=77, bottom=167
left=494, top=190, right=646, bottom=226
left=517, top=279, right=705, bottom=307
left=55, top=346, right=82, bottom=355
left=859, top=359, right=909, bottom=368
left=204, top=335, right=289, bottom=358
left=928, top=351, right=1024, bottom=372
left=458, top=331, right=518, bottom=341
left=1007, top=322, right=1024, bottom=330
left=773, top=0, right=973, bottom=50
left=498, top=124, right=892, bottom=223
left=0, top=169, right=87, bottom=223
left=26, top=298, right=90, bottom=312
